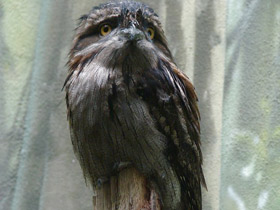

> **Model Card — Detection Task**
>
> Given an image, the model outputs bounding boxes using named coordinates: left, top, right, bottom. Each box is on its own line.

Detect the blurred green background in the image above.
left=0, top=0, right=279, bottom=209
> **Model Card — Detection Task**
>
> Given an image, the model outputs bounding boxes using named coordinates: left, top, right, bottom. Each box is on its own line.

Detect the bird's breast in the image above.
left=68, top=63, right=166, bottom=163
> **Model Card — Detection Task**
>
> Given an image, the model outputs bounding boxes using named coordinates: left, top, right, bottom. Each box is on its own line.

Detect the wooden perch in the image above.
left=93, top=168, right=161, bottom=210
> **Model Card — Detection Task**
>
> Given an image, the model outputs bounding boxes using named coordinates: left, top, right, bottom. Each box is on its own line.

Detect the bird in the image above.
left=64, top=1, right=206, bottom=209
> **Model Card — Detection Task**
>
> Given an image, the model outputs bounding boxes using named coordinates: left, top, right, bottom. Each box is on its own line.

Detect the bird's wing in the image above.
left=136, top=60, right=206, bottom=209
left=169, top=62, right=206, bottom=185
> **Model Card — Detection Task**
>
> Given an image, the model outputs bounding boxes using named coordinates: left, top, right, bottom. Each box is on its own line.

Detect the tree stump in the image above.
left=92, top=168, right=161, bottom=210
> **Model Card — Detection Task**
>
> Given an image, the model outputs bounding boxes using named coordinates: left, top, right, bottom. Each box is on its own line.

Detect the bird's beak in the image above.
left=121, top=22, right=144, bottom=42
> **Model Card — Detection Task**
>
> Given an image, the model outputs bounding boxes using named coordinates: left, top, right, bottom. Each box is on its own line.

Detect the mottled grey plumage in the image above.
left=64, top=1, right=206, bottom=209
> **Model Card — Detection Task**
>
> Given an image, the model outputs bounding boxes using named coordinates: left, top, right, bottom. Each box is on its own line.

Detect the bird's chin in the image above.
left=113, top=40, right=143, bottom=59
left=103, top=39, right=157, bottom=68
left=124, top=39, right=142, bottom=50
left=124, top=39, right=153, bottom=57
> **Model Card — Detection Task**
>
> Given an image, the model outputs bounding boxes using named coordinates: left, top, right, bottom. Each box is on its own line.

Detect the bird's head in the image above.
left=68, top=1, right=173, bottom=71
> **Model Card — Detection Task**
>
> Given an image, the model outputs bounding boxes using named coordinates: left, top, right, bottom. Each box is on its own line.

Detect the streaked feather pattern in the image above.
left=64, top=1, right=206, bottom=209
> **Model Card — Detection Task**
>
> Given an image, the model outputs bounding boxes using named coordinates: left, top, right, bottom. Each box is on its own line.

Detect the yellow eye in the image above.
left=147, top=27, right=155, bottom=39
left=100, top=24, right=112, bottom=36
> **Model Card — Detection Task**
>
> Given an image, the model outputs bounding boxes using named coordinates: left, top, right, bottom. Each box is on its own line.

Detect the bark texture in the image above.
left=92, top=168, right=161, bottom=210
